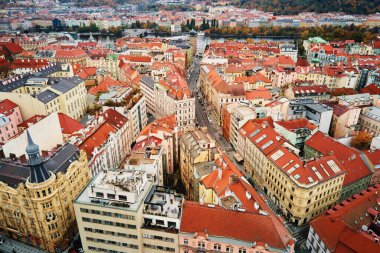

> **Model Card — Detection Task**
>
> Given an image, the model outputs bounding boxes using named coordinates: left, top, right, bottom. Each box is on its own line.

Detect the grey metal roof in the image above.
left=0, top=63, right=70, bottom=92
left=50, top=76, right=83, bottom=93
left=141, top=75, right=155, bottom=89
left=36, top=89, right=59, bottom=104
left=0, top=143, right=79, bottom=188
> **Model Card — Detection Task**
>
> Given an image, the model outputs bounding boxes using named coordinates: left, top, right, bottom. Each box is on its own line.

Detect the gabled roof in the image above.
left=0, top=42, right=23, bottom=54
left=310, top=184, right=380, bottom=253
left=305, top=131, right=373, bottom=186
left=275, top=118, right=317, bottom=131
left=102, top=108, right=128, bottom=130
left=360, top=83, right=380, bottom=95
left=79, top=122, right=117, bottom=159
left=240, top=120, right=285, bottom=155
left=245, top=87, right=272, bottom=100
left=88, top=77, right=129, bottom=96
left=0, top=99, right=18, bottom=116
left=293, top=85, right=329, bottom=95
left=57, top=113, right=84, bottom=134
left=180, top=201, right=294, bottom=250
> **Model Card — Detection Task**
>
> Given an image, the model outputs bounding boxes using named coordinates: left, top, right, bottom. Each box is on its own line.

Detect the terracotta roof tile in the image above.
left=310, top=184, right=380, bottom=253
left=180, top=201, right=293, bottom=249
left=305, top=131, right=373, bottom=186
left=57, top=113, right=84, bottom=134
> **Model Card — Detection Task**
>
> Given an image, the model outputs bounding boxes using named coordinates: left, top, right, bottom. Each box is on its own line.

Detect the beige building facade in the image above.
left=0, top=133, right=90, bottom=252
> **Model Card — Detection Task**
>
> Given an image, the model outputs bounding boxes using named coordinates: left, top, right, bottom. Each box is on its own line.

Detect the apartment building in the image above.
left=359, top=106, right=380, bottom=136
left=322, top=102, right=361, bottom=138
left=240, top=121, right=347, bottom=225
left=0, top=132, right=91, bottom=252
left=140, top=76, right=156, bottom=114
left=305, top=131, right=373, bottom=201
left=72, top=109, right=131, bottom=176
left=266, top=148, right=345, bottom=225
left=133, top=114, right=177, bottom=180
left=180, top=129, right=219, bottom=200
left=274, top=118, right=318, bottom=151
left=74, top=169, right=183, bottom=253
left=0, top=64, right=87, bottom=120
left=86, top=53, right=119, bottom=79
left=180, top=201, right=295, bottom=253
left=307, top=184, right=380, bottom=253
left=280, top=43, right=298, bottom=62
left=140, top=74, right=195, bottom=132
left=285, top=85, right=330, bottom=101
left=224, top=103, right=256, bottom=150
left=0, top=99, right=23, bottom=143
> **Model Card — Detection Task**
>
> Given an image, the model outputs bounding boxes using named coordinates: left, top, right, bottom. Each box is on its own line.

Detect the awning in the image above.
left=233, top=152, right=244, bottom=162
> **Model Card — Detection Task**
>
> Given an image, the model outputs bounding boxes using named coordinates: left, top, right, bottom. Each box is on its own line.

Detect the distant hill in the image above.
left=236, top=0, right=380, bottom=15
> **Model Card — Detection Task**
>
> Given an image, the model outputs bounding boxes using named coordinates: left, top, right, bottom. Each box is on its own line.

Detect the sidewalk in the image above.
left=0, top=236, right=48, bottom=253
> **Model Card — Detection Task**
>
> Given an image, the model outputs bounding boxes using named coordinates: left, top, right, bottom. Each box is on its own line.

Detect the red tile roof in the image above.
left=55, top=48, right=87, bottom=58
left=245, top=87, right=272, bottom=100
left=240, top=120, right=285, bottom=155
left=119, top=55, right=152, bottom=63
left=102, top=108, right=128, bottom=130
left=57, top=113, right=84, bottom=134
left=201, top=154, right=243, bottom=191
left=363, top=149, right=380, bottom=167
left=79, top=122, right=117, bottom=159
left=88, top=77, right=130, bottom=96
left=180, top=201, right=294, bottom=249
left=0, top=42, right=23, bottom=55
left=275, top=118, right=317, bottom=131
left=10, top=58, right=48, bottom=69
left=293, top=85, right=329, bottom=95
left=235, top=73, right=271, bottom=84
left=0, top=99, right=18, bottom=116
left=77, top=67, right=97, bottom=79
left=305, top=131, right=373, bottom=186
left=360, top=83, right=380, bottom=95
left=251, top=116, right=274, bottom=128
left=268, top=147, right=345, bottom=185
left=310, top=184, right=380, bottom=253
left=138, top=114, right=176, bottom=137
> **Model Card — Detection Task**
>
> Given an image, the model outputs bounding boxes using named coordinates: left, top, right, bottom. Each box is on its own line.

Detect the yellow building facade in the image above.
left=0, top=133, right=91, bottom=252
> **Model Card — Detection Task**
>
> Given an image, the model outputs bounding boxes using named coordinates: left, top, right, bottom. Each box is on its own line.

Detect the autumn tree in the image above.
left=351, top=131, right=372, bottom=150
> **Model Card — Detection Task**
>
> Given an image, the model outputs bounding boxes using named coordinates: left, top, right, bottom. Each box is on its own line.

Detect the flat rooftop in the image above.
left=144, top=185, right=183, bottom=219
left=75, top=169, right=154, bottom=212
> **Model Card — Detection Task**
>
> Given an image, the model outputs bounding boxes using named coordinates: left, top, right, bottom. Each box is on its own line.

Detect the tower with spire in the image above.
left=26, top=131, right=51, bottom=183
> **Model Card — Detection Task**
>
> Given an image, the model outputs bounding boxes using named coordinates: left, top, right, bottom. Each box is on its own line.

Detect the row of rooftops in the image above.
left=240, top=117, right=374, bottom=188
left=310, top=184, right=380, bottom=253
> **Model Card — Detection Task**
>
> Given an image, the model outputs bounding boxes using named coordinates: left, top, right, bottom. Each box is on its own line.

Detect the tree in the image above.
left=351, top=131, right=372, bottom=150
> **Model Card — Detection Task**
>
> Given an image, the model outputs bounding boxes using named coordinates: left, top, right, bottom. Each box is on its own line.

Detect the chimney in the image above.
left=217, top=168, right=222, bottom=180
left=229, top=174, right=235, bottom=184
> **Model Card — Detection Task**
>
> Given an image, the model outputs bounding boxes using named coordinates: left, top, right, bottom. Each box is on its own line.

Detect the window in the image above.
left=103, top=212, right=112, bottom=217
left=80, top=208, right=89, bottom=213
left=95, top=192, right=104, bottom=198
left=239, top=248, right=246, bottom=253
left=119, top=195, right=127, bottom=201
left=214, top=244, right=221, bottom=251
left=198, top=241, right=205, bottom=249
left=184, top=239, right=188, bottom=245
left=226, top=246, right=233, bottom=253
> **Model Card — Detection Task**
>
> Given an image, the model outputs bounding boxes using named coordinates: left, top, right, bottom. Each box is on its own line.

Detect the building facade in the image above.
left=0, top=132, right=90, bottom=253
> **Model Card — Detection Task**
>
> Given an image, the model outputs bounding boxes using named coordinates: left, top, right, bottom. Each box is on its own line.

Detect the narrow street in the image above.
left=187, top=57, right=309, bottom=251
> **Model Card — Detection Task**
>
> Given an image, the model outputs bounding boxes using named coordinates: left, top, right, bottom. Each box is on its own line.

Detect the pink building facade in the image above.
left=0, top=99, right=23, bottom=143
